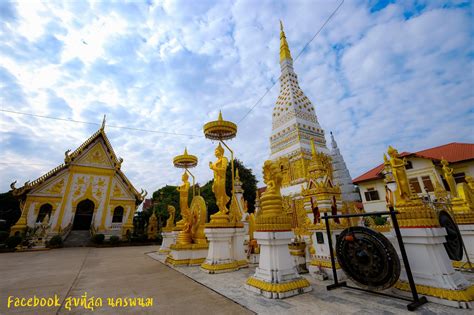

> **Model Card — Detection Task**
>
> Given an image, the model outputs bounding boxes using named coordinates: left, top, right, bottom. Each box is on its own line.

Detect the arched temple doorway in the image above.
left=73, top=199, right=95, bottom=230
left=36, top=203, right=52, bottom=223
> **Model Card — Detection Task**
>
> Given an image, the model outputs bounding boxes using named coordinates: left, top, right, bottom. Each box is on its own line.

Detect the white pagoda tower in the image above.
left=329, top=132, right=359, bottom=201
left=270, top=21, right=329, bottom=197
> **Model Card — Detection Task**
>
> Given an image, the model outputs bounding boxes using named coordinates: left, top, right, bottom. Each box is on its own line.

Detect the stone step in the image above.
left=64, top=230, right=91, bottom=247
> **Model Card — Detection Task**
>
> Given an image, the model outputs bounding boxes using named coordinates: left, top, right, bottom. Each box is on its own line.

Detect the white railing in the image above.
left=110, top=223, right=122, bottom=230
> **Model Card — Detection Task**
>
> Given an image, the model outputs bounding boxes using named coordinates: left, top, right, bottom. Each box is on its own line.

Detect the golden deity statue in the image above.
left=209, top=143, right=230, bottom=220
left=176, top=171, right=191, bottom=229
left=256, top=160, right=292, bottom=230
left=147, top=212, right=158, bottom=240
left=466, top=176, right=474, bottom=191
left=189, top=196, right=208, bottom=244
left=176, top=172, right=193, bottom=244
left=387, top=146, right=411, bottom=203
left=441, top=158, right=458, bottom=198
left=165, top=205, right=176, bottom=229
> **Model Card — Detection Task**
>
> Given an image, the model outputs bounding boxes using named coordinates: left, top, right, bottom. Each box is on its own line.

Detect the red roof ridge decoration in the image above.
left=353, top=142, right=474, bottom=184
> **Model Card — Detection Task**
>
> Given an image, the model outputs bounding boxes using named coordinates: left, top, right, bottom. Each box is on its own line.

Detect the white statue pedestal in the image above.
left=165, top=243, right=208, bottom=266
left=201, top=226, right=248, bottom=273
left=454, top=224, right=474, bottom=270
left=245, top=231, right=312, bottom=299
left=392, top=227, right=472, bottom=308
left=232, top=227, right=248, bottom=269
left=159, top=230, right=176, bottom=254
left=288, top=242, right=308, bottom=274
left=308, top=229, right=346, bottom=281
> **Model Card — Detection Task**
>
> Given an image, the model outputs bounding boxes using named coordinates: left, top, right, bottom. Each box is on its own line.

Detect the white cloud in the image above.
left=0, top=0, right=472, bottom=197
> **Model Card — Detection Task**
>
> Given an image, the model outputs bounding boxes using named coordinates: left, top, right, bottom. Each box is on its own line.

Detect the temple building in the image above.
left=329, top=132, right=359, bottom=201
left=269, top=22, right=355, bottom=204
left=9, top=121, right=146, bottom=240
left=353, top=142, right=474, bottom=213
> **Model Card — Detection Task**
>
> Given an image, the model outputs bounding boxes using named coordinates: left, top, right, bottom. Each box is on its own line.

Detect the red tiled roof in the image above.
left=352, top=143, right=474, bottom=184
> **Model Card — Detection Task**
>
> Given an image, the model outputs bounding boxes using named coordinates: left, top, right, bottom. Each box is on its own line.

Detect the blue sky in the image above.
left=0, top=0, right=473, bottom=195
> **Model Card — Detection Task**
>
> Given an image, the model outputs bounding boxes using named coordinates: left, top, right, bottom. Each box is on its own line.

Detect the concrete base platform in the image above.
left=149, top=251, right=474, bottom=314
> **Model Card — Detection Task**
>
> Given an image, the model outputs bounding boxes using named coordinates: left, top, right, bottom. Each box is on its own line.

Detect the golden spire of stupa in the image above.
left=280, top=20, right=292, bottom=62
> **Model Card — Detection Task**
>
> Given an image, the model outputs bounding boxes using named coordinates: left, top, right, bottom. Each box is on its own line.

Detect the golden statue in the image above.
left=387, top=146, right=411, bottom=203
left=147, top=212, right=158, bottom=239
left=256, top=160, right=292, bottom=230
left=261, top=160, right=283, bottom=216
left=165, top=205, right=176, bottom=228
left=176, top=171, right=190, bottom=228
left=175, top=172, right=193, bottom=244
left=466, top=175, right=474, bottom=191
left=209, top=143, right=230, bottom=217
left=189, top=196, right=207, bottom=244
left=441, top=158, right=458, bottom=198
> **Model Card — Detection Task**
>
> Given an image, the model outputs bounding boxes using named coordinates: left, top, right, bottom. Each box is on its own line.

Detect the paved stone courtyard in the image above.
left=0, top=246, right=471, bottom=314
left=0, top=246, right=250, bottom=314
left=148, top=251, right=473, bottom=315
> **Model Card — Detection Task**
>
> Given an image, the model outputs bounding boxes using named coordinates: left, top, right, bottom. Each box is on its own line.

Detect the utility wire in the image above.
left=237, top=0, right=345, bottom=124
left=0, top=1, right=344, bottom=133
left=0, top=109, right=203, bottom=138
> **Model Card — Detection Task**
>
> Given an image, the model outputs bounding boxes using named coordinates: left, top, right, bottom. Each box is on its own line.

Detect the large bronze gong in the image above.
left=336, top=227, right=400, bottom=291
left=439, top=210, right=463, bottom=261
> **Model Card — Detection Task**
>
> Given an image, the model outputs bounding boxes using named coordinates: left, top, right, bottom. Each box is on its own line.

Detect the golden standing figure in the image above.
left=165, top=205, right=176, bottom=228
left=387, top=146, right=411, bottom=203
left=441, top=158, right=458, bottom=198
left=176, top=172, right=191, bottom=224
left=209, top=143, right=230, bottom=215
left=176, top=172, right=192, bottom=244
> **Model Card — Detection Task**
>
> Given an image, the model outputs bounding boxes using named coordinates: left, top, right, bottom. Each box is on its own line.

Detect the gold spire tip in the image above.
left=218, top=110, right=223, bottom=121
left=279, top=21, right=292, bottom=62
left=101, top=114, right=106, bottom=130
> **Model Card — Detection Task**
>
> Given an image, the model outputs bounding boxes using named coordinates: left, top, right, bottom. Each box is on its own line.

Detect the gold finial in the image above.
left=280, top=20, right=292, bottom=62
left=101, top=114, right=106, bottom=131
left=218, top=110, right=223, bottom=121
left=184, top=147, right=188, bottom=155
left=235, top=168, right=240, bottom=181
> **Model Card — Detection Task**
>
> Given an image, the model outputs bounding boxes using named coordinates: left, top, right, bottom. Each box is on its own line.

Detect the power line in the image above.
left=0, top=2, right=344, bottom=133
left=0, top=109, right=203, bottom=138
left=237, top=0, right=345, bottom=124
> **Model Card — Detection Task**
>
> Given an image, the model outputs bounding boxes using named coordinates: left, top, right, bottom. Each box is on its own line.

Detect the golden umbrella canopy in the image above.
left=203, top=111, right=237, bottom=141
left=173, top=148, right=198, bottom=169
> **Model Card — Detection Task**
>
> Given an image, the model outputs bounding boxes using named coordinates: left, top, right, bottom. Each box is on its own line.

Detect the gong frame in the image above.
left=323, top=207, right=428, bottom=312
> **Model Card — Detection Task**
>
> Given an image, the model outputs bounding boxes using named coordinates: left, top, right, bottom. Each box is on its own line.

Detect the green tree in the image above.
left=149, top=159, right=257, bottom=225
left=0, top=191, right=21, bottom=230
left=150, top=185, right=180, bottom=231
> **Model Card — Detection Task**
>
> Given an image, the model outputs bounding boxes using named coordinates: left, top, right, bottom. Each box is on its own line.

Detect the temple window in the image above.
left=112, top=206, right=124, bottom=223
left=405, top=161, right=413, bottom=169
left=454, top=172, right=466, bottom=184
left=36, top=203, right=53, bottom=223
left=364, top=188, right=380, bottom=201
left=409, top=177, right=422, bottom=194
left=421, top=176, right=434, bottom=192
